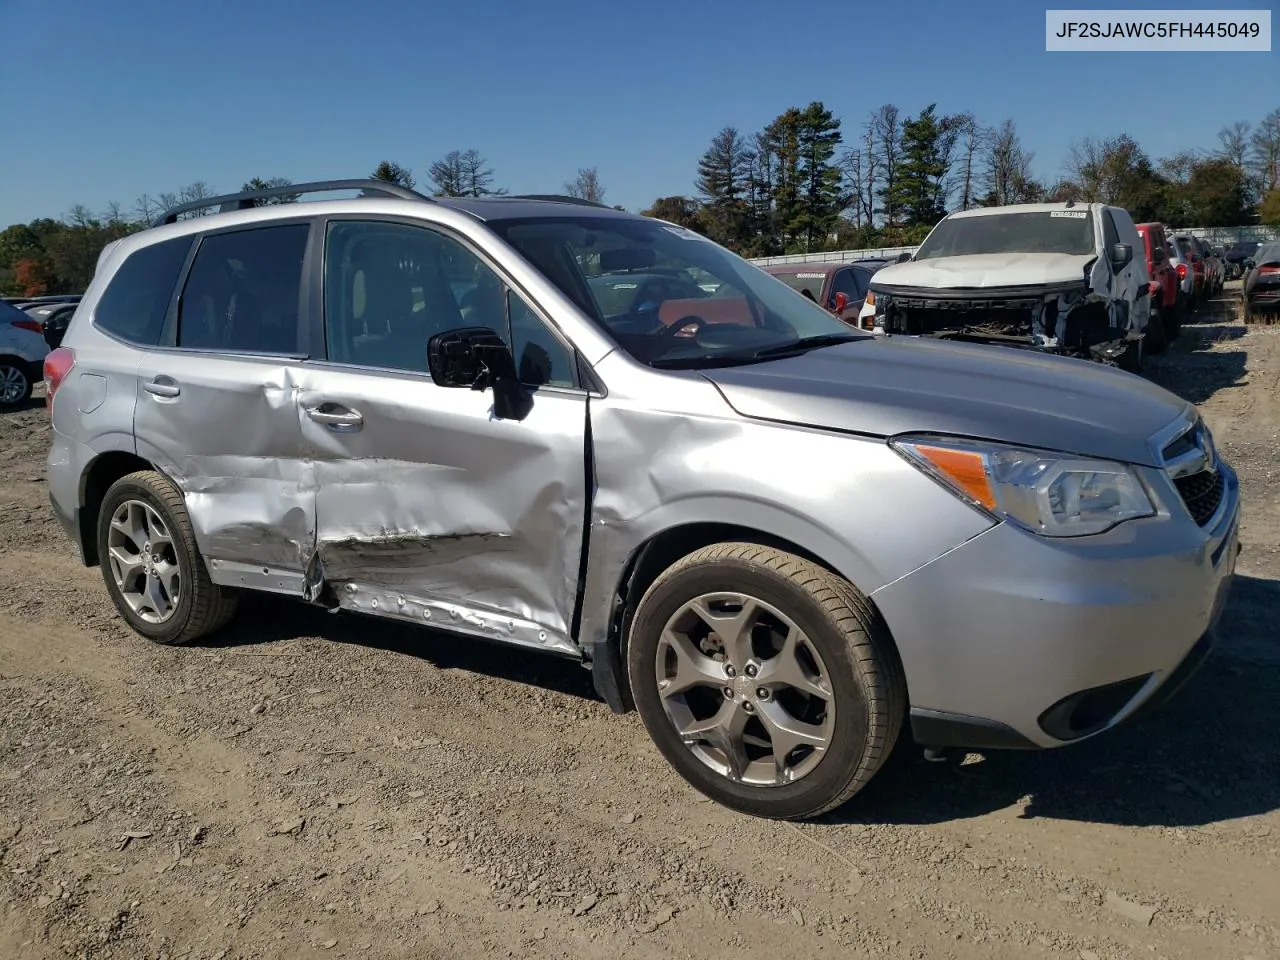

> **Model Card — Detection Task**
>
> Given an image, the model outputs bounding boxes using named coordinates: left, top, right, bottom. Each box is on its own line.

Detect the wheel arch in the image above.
left=78, top=450, right=159, bottom=566
left=595, top=521, right=906, bottom=714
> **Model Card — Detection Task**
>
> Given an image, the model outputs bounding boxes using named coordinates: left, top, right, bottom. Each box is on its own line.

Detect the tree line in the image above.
left=5, top=108, right=1280, bottom=296
left=0, top=153, right=609, bottom=296
left=643, top=103, right=1280, bottom=256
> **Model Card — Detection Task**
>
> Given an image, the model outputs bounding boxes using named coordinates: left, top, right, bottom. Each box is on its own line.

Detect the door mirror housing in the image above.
left=426, top=326, right=532, bottom=421
left=1110, top=242, right=1133, bottom=271
left=832, top=291, right=850, bottom=313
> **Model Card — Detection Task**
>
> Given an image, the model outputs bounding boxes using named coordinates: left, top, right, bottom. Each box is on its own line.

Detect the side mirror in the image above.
left=1152, top=248, right=1165, bottom=264
left=426, top=326, right=532, bottom=421
left=832, top=291, right=850, bottom=314
left=1110, top=242, right=1133, bottom=271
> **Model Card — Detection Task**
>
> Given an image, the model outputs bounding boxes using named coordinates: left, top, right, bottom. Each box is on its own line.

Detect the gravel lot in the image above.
left=2, top=286, right=1277, bottom=960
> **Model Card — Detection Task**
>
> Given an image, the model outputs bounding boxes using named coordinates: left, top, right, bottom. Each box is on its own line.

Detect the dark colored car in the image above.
left=760, top=261, right=883, bottom=328
left=1242, top=241, right=1280, bottom=322
left=1135, top=222, right=1180, bottom=346
left=1224, top=241, right=1262, bottom=280
left=24, top=300, right=78, bottom=349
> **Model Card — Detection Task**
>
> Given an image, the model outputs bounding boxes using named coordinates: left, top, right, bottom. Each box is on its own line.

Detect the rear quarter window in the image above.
left=93, top=236, right=194, bottom=345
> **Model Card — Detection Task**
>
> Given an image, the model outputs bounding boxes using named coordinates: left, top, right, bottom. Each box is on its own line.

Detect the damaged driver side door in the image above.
left=295, top=217, right=590, bottom=655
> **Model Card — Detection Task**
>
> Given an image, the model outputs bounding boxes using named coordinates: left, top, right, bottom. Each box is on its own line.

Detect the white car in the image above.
left=0, top=298, right=50, bottom=408
left=868, top=202, right=1152, bottom=371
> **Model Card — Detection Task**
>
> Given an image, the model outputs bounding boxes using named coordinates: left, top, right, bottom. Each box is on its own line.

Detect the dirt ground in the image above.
left=2, top=286, right=1277, bottom=960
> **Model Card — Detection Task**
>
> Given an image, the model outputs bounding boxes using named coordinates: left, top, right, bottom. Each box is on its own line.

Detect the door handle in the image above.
left=306, top=403, right=363, bottom=431
left=143, top=377, right=180, bottom=398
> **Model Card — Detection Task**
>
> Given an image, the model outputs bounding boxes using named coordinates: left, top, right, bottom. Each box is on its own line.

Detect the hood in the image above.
left=701, top=337, right=1190, bottom=467
left=872, top=253, right=1094, bottom=291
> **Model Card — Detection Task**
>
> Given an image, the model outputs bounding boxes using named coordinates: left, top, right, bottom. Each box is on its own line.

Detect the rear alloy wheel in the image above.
left=97, top=470, right=238, bottom=645
left=0, top=359, right=32, bottom=409
left=627, top=543, right=905, bottom=820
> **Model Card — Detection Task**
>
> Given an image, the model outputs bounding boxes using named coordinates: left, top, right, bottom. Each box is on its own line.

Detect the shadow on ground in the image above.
left=1148, top=312, right=1249, bottom=406
left=833, top=572, right=1280, bottom=830
left=203, top=566, right=1279, bottom=831
left=199, top=593, right=600, bottom=703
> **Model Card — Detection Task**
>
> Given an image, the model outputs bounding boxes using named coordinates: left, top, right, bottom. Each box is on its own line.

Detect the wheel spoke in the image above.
left=144, top=511, right=172, bottom=552
left=658, top=629, right=725, bottom=699
left=756, top=699, right=828, bottom=780
left=756, top=627, right=830, bottom=700
left=156, top=560, right=181, bottom=602
left=141, top=572, right=171, bottom=619
left=678, top=701, right=751, bottom=782
left=107, top=545, right=144, bottom=586
left=689, top=596, right=758, bottom=669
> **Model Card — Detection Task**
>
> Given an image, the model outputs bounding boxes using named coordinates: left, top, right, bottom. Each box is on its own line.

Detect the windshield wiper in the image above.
left=647, top=334, right=864, bottom=370
left=744, top=333, right=863, bottom=358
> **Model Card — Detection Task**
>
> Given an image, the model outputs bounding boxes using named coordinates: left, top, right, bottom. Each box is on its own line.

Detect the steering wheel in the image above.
left=664, top=315, right=704, bottom=338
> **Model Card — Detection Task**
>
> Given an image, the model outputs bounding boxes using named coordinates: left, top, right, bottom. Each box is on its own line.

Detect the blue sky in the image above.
left=0, top=0, right=1276, bottom=226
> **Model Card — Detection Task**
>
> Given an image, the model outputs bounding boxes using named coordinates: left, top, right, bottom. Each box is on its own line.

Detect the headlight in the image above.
left=891, top=436, right=1156, bottom=537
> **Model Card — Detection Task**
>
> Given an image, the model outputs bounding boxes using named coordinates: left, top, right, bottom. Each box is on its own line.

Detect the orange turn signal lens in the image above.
left=911, top=444, right=997, bottom=510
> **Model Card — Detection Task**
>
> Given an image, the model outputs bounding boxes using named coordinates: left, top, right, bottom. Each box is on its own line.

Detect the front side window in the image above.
left=915, top=211, right=1096, bottom=260
left=95, top=235, right=194, bottom=345
left=323, top=219, right=576, bottom=388
left=177, top=224, right=308, bottom=353
left=1102, top=211, right=1120, bottom=251
left=489, top=216, right=863, bottom=369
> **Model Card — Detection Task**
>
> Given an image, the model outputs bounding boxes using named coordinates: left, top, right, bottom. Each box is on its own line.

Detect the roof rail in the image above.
left=507, top=194, right=612, bottom=209
left=152, top=179, right=433, bottom=226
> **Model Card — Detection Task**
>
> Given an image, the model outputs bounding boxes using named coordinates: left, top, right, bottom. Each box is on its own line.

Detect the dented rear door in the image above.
left=296, top=216, right=589, bottom=655
left=132, top=220, right=319, bottom=594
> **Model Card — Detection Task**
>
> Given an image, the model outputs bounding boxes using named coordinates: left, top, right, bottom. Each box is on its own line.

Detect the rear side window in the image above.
left=93, top=236, right=193, bottom=345
left=177, top=224, right=309, bottom=354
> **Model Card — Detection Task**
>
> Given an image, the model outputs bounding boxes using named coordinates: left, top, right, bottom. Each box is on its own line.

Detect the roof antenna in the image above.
left=1065, top=199, right=1076, bottom=208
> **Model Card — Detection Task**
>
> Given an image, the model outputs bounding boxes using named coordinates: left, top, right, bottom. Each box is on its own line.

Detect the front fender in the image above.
left=577, top=392, right=994, bottom=652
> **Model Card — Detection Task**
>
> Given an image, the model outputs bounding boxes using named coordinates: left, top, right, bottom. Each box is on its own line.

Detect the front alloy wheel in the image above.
left=655, top=591, right=836, bottom=785
left=627, top=543, right=905, bottom=820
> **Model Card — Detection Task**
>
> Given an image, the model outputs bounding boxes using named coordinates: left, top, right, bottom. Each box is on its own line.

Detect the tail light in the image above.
left=1177, top=264, right=1187, bottom=280
left=43, top=347, right=74, bottom=412
left=11, top=318, right=43, bottom=334
left=1258, top=265, right=1280, bottom=276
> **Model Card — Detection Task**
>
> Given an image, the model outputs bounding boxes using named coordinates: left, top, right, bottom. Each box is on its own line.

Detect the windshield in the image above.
left=914, top=210, right=1096, bottom=259
left=489, top=216, right=864, bottom=368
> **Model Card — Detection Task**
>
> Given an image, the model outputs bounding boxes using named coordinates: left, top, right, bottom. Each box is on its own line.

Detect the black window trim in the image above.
left=307, top=212, right=597, bottom=396
left=87, top=233, right=197, bottom=350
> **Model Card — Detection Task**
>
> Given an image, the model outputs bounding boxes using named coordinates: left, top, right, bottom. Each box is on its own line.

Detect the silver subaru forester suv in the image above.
left=45, top=180, right=1240, bottom=820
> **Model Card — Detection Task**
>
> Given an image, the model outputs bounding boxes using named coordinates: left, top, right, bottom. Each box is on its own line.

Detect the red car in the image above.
left=758, top=261, right=882, bottom=327
left=1135, top=222, right=1180, bottom=345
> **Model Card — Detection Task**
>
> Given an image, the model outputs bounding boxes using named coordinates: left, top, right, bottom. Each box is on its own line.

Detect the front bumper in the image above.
left=872, top=462, right=1240, bottom=750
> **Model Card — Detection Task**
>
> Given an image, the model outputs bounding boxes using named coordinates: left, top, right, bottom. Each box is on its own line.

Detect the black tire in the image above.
left=1144, top=307, right=1167, bottom=355
left=0, top=357, right=34, bottom=410
left=1166, top=295, right=1185, bottom=341
left=96, top=470, right=238, bottom=645
left=1117, top=336, right=1144, bottom=373
left=626, top=542, right=906, bottom=820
